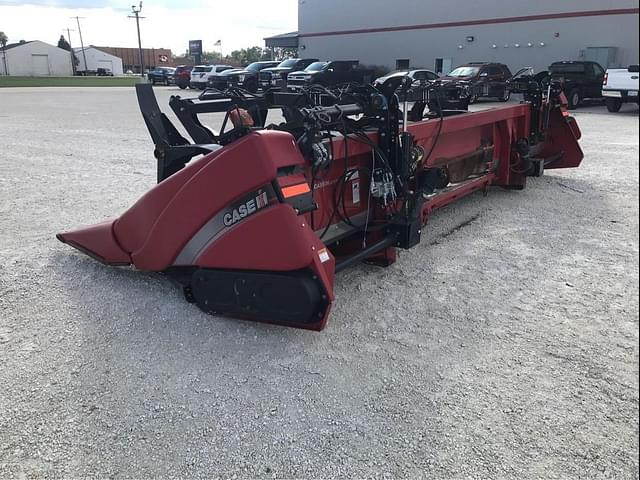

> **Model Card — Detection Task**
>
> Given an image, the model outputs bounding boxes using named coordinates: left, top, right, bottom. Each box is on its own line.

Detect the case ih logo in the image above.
left=223, top=191, right=269, bottom=227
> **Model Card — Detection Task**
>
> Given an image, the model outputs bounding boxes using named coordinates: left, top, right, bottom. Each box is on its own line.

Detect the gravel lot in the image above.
left=0, top=86, right=638, bottom=479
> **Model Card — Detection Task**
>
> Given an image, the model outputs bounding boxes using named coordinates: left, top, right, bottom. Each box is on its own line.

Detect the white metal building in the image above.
left=74, top=46, right=124, bottom=75
left=0, top=40, right=73, bottom=76
left=297, top=0, right=640, bottom=73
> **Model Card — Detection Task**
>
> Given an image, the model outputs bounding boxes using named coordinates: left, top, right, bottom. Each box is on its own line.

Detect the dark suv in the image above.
left=147, top=67, right=176, bottom=85
left=258, top=58, right=319, bottom=90
left=213, top=61, right=280, bottom=92
left=548, top=61, right=606, bottom=109
left=442, top=62, right=512, bottom=103
left=287, top=60, right=374, bottom=90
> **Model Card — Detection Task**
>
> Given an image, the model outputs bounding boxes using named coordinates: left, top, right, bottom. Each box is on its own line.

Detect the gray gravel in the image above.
left=0, top=86, right=638, bottom=479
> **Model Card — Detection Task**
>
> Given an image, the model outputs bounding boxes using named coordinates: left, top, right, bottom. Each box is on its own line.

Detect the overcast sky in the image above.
left=0, top=0, right=298, bottom=55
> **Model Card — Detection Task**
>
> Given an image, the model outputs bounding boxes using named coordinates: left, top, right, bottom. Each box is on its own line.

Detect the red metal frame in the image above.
left=58, top=101, right=583, bottom=330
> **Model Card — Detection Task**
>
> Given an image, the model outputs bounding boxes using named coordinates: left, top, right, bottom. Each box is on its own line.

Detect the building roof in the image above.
left=93, top=45, right=171, bottom=53
left=3, top=41, right=35, bottom=50
left=73, top=46, right=121, bottom=58
left=264, top=32, right=299, bottom=49
left=2, top=40, right=71, bottom=53
left=264, top=31, right=299, bottom=40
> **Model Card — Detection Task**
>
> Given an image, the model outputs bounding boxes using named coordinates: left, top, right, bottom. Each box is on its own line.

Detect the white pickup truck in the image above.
left=602, top=65, right=639, bottom=112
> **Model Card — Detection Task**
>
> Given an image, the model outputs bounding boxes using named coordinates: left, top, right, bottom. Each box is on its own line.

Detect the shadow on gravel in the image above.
left=49, top=249, right=313, bottom=342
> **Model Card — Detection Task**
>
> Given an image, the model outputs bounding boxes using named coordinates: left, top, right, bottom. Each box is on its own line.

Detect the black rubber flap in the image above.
left=191, top=269, right=324, bottom=325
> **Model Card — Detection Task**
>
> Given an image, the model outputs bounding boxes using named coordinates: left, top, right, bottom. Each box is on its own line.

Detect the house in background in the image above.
left=74, top=46, right=124, bottom=75
left=0, top=40, right=73, bottom=76
left=93, top=46, right=173, bottom=73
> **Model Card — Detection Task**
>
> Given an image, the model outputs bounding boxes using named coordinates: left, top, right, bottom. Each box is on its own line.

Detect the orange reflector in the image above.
left=282, top=183, right=311, bottom=198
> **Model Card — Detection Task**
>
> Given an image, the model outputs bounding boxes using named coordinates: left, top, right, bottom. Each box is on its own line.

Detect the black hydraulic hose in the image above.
left=304, top=103, right=364, bottom=125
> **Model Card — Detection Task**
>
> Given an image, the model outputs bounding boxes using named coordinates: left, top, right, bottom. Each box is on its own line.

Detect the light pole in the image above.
left=128, top=2, right=145, bottom=76
left=70, top=17, right=88, bottom=74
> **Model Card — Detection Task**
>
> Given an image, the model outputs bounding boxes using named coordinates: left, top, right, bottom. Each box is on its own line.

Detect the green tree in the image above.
left=273, top=47, right=299, bottom=60
left=172, top=45, right=297, bottom=68
left=228, top=46, right=271, bottom=65
left=201, top=50, right=226, bottom=64
left=57, top=34, right=71, bottom=51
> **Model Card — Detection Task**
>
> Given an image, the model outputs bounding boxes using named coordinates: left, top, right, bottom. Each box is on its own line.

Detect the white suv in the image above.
left=190, top=65, right=234, bottom=90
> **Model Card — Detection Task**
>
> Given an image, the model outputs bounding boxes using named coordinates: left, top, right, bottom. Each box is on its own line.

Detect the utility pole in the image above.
left=0, top=32, right=8, bottom=76
left=70, top=16, right=88, bottom=75
left=128, top=2, right=145, bottom=76
left=65, top=28, right=76, bottom=75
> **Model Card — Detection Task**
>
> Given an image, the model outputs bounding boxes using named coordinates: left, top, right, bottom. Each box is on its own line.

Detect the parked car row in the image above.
left=155, top=57, right=639, bottom=113
left=197, top=59, right=375, bottom=93
left=163, top=58, right=376, bottom=93
left=259, top=58, right=318, bottom=90
left=412, top=60, right=603, bottom=108
left=425, top=60, right=638, bottom=111
left=209, top=61, right=280, bottom=92
left=287, top=60, right=375, bottom=90
left=75, top=67, right=114, bottom=76
left=375, top=60, right=637, bottom=111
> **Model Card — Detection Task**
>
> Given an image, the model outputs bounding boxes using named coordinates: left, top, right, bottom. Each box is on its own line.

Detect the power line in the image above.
left=128, top=2, right=145, bottom=76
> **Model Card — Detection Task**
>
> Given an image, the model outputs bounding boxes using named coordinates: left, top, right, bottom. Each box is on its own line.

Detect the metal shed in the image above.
left=0, top=40, right=73, bottom=76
